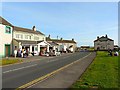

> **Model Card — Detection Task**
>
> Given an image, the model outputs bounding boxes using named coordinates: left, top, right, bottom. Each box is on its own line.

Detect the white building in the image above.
left=0, top=16, right=50, bottom=57
left=94, top=35, right=114, bottom=50
left=0, top=17, right=13, bottom=57
left=13, top=26, right=48, bottom=55
left=46, top=35, right=77, bottom=52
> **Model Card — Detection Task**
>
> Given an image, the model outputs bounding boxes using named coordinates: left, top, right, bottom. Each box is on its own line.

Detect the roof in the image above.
left=47, top=41, right=59, bottom=46
left=94, top=36, right=113, bottom=42
left=0, top=16, right=45, bottom=35
left=0, top=16, right=13, bottom=26
left=46, top=38, right=77, bottom=44
left=14, top=26, right=45, bottom=35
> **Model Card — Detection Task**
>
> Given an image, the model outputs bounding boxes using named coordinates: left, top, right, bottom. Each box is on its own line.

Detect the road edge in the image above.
left=16, top=52, right=92, bottom=90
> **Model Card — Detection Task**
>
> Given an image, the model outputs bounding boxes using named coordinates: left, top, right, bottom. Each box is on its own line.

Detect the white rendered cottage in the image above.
left=0, top=17, right=13, bottom=57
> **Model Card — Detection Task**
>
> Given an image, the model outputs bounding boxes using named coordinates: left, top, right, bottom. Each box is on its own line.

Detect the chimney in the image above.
left=97, top=36, right=99, bottom=39
left=48, top=34, right=51, bottom=39
left=60, top=38, right=63, bottom=41
left=72, top=38, right=74, bottom=41
left=32, top=26, right=36, bottom=31
left=105, top=34, right=108, bottom=38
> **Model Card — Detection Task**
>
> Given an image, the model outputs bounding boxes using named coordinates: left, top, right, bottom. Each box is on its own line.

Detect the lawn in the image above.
left=0, top=59, right=23, bottom=66
left=71, top=51, right=119, bottom=89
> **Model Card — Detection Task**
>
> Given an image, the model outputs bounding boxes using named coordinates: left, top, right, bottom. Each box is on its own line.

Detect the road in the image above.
left=2, top=52, right=90, bottom=89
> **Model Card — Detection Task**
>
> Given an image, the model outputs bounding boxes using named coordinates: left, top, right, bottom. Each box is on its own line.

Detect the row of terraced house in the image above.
left=0, top=17, right=77, bottom=57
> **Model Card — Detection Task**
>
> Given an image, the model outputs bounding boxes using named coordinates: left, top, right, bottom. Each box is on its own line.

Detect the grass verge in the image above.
left=71, top=51, right=119, bottom=89
left=0, top=59, right=23, bottom=66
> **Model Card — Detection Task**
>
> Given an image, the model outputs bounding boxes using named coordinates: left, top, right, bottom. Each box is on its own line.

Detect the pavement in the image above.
left=26, top=52, right=96, bottom=89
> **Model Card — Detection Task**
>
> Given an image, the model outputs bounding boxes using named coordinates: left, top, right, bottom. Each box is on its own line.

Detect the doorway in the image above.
left=5, top=44, right=10, bottom=57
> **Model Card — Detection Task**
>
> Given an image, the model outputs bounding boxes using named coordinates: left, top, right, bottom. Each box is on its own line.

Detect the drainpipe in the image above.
left=12, top=26, right=14, bottom=56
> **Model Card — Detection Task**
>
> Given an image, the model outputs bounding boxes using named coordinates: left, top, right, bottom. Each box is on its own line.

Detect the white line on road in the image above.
left=47, top=55, right=71, bottom=63
left=3, top=64, right=37, bottom=74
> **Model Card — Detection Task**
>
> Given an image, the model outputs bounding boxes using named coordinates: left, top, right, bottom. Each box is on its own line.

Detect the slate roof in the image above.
left=46, top=37, right=77, bottom=44
left=0, top=16, right=13, bottom=26
left=94, top=36, right=113, bottom=42
left=14, top=26, right=45, bottom=35
left=47, top=41, right=59, bottom=46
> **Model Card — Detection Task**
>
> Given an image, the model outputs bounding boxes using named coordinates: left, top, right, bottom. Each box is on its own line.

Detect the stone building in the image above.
left=94, top=35, right=114, bottom=50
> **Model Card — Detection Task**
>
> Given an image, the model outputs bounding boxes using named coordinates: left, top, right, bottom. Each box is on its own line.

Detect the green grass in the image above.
left=0, top=59, right=23, bottom=65
left=71, top=51, right=119, bottom=89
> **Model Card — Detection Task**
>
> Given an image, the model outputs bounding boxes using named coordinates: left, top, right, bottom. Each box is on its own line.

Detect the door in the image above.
left=5, top=44, right=10, bottom=57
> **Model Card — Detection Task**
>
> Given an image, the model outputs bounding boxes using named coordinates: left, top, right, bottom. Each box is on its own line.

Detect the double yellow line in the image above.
left=16, top=53, right=91, bottom=90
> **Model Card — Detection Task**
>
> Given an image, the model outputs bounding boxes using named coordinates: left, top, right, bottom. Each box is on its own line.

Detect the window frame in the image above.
left=5, top=25, right=11, bottom=34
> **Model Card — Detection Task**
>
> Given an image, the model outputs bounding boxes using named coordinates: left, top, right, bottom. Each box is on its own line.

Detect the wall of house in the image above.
left=57, top=42, right=77, bottom=52
left=0, top=24, right=13, bottom=57
left=94, top=40, right=114, bottom=50
left=13, top=39, right=19, bottom=53
left=13, top=31, right=45, bottom=41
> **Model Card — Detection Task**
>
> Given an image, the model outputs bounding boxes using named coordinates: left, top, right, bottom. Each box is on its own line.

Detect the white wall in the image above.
left=57, top=42, right=77, bottom=52
left=13, top=31, right=45, bottom=41
left=0, top=24, right=13, bottom=57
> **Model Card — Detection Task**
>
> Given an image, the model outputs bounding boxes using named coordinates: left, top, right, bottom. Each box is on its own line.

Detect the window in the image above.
left=16, top=34, right=19, bottom=38
left=5, top=26, right=11, bottom=34
left=97, top=43, right=100, bottom=45
left=30, top=36, right=31, bottom=39
left=34, top=36, right=39, bottom=40
left=16, top=34, right=23, bottom=39
left=25, top=35, right=28, bottom=39
left=35, top=47, right=38, bottom=51
left=25, top=35, right=31, bottom=40
left=21, top=35, right=23, bottom=39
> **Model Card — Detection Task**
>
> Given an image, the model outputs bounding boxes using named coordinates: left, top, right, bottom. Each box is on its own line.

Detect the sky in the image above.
left=1, top=2, right=118, bottom=46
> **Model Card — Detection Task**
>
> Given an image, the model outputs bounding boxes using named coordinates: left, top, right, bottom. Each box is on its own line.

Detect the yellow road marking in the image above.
left=16, top=53, right=91, bottom=90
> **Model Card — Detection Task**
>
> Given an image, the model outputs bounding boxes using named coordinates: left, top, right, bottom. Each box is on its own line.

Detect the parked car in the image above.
left=49, top=50, right=61, bottom=56
left=54, top=51, right=61, bottom=56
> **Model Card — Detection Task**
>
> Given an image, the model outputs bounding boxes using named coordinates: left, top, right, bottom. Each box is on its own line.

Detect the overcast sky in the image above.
left=1, top=2, right=118, bottom=46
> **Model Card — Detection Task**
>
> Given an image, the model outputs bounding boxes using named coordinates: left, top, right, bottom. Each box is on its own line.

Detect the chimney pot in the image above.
left=32, top=26, right=36, bottom=31
left=48, top=34, right=50, bottom=38
left=97, top=36, right=99, bottom=39
left=72, top=38, right=74, bottom=41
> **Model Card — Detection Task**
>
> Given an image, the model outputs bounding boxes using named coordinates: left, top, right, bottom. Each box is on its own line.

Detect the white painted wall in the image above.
left=0, top=24, right=13, bottom=57
left=13, top=31, right=45, bottom=41
left=57, top=42, right=77, bottom=52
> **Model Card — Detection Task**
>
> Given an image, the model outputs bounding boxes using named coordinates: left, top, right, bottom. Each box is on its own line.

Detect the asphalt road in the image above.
left=2, top=52, right=90, bottom=89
